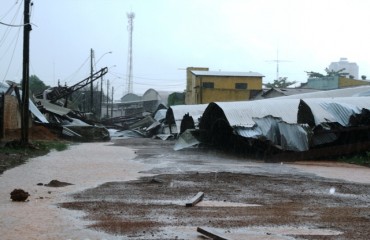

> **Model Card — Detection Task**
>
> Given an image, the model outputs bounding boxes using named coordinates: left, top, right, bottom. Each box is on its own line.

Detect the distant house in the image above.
left=304, top=76, right=370, bottom=90
left=185, top=67, right=264, bottom=104
left=252, top=88, right=320, bottom=100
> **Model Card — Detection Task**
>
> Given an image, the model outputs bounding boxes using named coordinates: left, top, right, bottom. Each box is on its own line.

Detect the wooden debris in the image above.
left=185, top=191, right=204, bottom=207
left=197, top=227, right=230, bottom=240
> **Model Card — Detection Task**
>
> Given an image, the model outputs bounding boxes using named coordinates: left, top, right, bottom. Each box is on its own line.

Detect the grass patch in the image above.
left=339, top=151, right=370, bottom=167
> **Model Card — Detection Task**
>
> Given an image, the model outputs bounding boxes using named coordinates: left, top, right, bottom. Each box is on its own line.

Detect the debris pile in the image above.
left=10, top=189, right=30, bottom=201
left=44, top=179, right=73, bottom=187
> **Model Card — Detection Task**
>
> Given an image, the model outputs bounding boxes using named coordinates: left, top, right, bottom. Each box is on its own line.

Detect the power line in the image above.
left=0, top=1, right=23, bottom=48
left=1, top=21, right=22, bottom=82
left=0, top=0, right=19, bottom=21
left=0, top=21, right=31, bottom=27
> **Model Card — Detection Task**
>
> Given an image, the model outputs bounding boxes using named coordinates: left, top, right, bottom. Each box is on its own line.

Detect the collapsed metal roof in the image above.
left=198, top=96, right=370, bottom=153
left=201, top=99, right=300, bottom=128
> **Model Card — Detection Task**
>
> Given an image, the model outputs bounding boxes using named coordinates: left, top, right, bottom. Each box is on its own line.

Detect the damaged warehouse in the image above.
left=168, top=86, right=370, bottom=160
left=195, top=96, right=370, bottom=159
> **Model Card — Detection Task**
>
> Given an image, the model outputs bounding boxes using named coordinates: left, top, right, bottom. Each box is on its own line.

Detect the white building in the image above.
left=328, top=58, right=359, bottom=79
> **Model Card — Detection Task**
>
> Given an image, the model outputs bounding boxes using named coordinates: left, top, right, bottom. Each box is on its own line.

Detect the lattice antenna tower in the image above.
left=267, top=48, right=291, bottom=80
left=125, top=12, right=135, bottom=94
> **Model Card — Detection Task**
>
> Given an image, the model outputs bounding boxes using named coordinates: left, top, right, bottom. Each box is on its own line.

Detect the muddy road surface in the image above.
left=60, top=138, right=370, bottom=240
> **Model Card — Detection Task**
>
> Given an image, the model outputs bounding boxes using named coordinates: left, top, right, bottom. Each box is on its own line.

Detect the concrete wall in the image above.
left=185, top=67, right=209, bottom=104
left=306, top=76, right=339, bottom=90
left=306, top=76, right=370, bottom=90
left=201, top=88, right=250, bottom=103
left=4, top=95, right=21, bottom=130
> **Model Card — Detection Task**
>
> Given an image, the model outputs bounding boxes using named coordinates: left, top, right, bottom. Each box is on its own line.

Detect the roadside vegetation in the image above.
left=339, top=151, right=370, bottom=167
left=0, top=140, right=70, bottom=175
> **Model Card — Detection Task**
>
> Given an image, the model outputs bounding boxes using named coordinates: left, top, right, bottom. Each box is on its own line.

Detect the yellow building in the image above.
left=185, top=68, right=264, bottom=104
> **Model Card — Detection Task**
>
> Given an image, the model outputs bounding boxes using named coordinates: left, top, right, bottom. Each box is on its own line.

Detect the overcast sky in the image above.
left=1, top=0, right=370, bottom=99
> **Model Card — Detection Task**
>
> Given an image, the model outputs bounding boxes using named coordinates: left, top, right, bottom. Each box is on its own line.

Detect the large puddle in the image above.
left=0, top=142, right=150, bottom=240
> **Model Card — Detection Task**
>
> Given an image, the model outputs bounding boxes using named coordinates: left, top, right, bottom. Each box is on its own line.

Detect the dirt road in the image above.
left=64, top=138, right=370, bottom=240
left=1, top=138, right=370, bottom=239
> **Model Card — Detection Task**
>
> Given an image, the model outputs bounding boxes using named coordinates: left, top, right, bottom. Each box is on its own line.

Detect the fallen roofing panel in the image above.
left=29, top=100, right=48, bottom=123
left=278, top=122, right=311, bottom=152
left=36, top=99, right=71, bottom=116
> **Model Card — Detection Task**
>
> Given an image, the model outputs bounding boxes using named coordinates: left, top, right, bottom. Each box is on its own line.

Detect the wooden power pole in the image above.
left=90, top=48, right=94, bottom=114
left=21, top=0, right=32, bottom=145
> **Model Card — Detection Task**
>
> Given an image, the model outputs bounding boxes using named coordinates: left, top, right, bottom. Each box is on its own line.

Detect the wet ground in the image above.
left=1, top=138, right=370, bottom=239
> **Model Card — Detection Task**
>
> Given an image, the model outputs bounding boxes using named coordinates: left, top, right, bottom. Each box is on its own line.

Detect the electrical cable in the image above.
left=0, top=21, right=31, bottom=27
left=0, top=1, right=19, bottom=21
left=1, top=24, right=21, bottom=83
left=61, top=55, right=90, bottom=85
left=0, top=1, right=23, bottom=48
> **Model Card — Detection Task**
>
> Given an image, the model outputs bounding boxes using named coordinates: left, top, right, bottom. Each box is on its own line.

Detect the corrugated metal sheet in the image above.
left=29, top=100, right=48, bottom=123
left=154, top=109, right=167, bottom=121
left=300, top=97, right=370, bottom=127
left=235, top=127, right=261, bottom=138
left=168, top=104, right=208, bottom=132
left=278, top=122, right=311, bottom=151
left=37, top=99, right=71, bottom=116
left=214, top=99, right=300, bottom=127
left=280, top=86, right=370, bottom=99
left=235, top=116, right=311, bottom=151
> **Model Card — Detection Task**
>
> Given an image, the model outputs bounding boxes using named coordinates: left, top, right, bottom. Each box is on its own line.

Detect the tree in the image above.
left=306, top=68, right=348, bottom=78
left=28, top=75, right=49, bottom=95
left=263, top=77, right=297, bottom=88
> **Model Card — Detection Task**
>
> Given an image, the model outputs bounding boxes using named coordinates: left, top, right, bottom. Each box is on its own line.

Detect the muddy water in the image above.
left=0, top=142, right=151, bottom=240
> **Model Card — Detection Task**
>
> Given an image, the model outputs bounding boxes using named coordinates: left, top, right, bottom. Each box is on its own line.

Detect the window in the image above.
left=235, top=83, right=248, bottom=89
left=202, top=82, right=214, bottom=88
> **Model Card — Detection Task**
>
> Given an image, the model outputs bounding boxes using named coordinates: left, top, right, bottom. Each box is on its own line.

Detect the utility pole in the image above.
left=90, top=48, right=94, bottom=113
left=100, top=75, right=103, bottom=119
left=21, top=0, right=32, bottom=145
left=111, top=86, right=114, bottom=117
left=106, top=80, right=109, bottom=117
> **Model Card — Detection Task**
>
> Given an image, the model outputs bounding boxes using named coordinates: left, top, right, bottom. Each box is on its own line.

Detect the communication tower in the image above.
left=125, top=12, right=135, bottom=94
